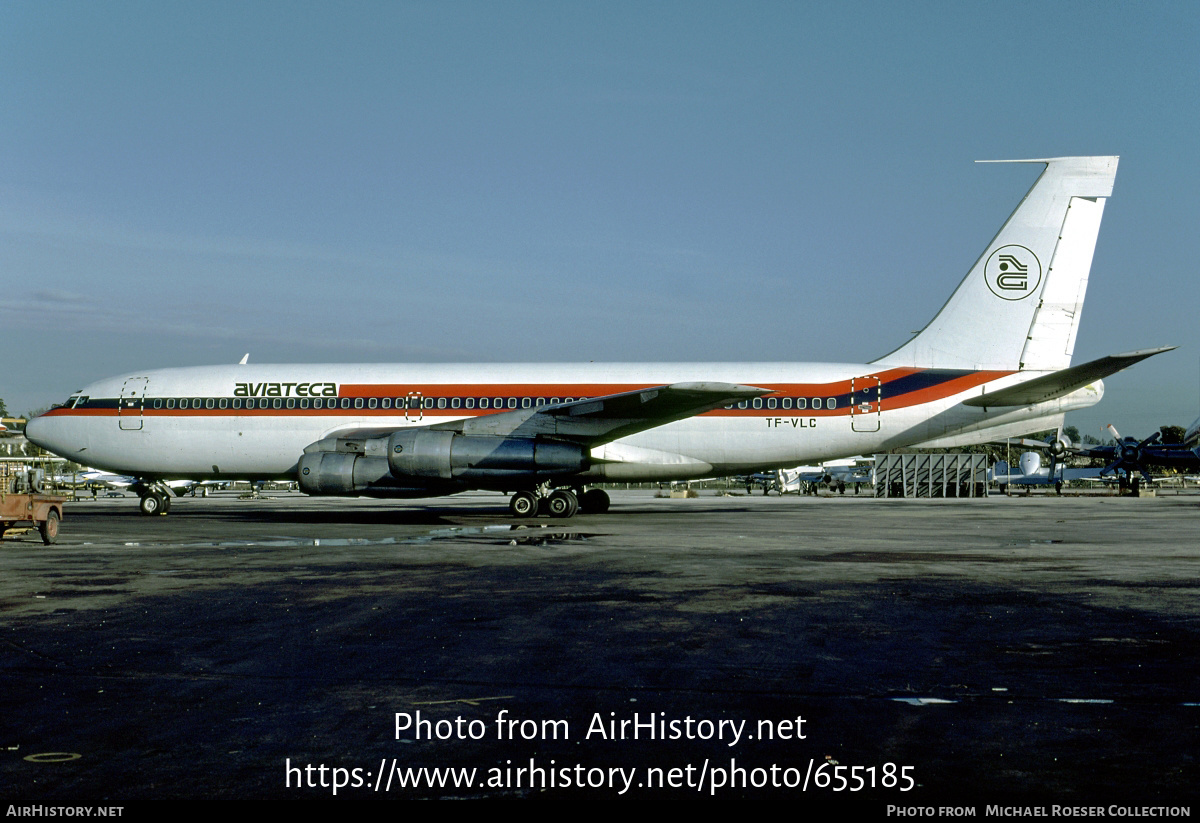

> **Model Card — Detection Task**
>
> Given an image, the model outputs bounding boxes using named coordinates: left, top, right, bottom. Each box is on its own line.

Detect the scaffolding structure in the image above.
left=873, top=453, right=989, bottom=498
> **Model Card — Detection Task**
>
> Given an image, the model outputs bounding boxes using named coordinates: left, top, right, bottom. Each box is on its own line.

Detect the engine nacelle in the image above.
left=298, top=431, right=587, bottom=496
left=298, top=452, right=394, bottom=495
left=1018, top=451, right=1042, bottom=476
left=387, top=430, right=586, bottom=481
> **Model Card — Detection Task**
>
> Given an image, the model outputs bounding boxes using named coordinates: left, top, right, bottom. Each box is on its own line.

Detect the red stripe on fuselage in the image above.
left=37, top=369, right=1015, bottom=420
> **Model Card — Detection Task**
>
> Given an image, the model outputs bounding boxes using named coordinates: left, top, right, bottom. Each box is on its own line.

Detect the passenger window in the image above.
left=521, top=397, right=531, bottom=409
left=341, top=398, right=350, bottom=409
left=813, top=398, right=822, bottom=410
left=782, top=398, right=792, bottom=410
left=797, top=398, right=807, bottom=409
left=451, top=397, right=461, bottom=409
left=466, top=398, right=476, bottom=409
left=218, top=398, right=228, bottom=409
left=368, top=398, right=378, bottom=409
left=437, top=397, right=446, bottom=409
left=827, top=398, right=836, bottom=410
left=286, top=398, right=295, bottom=409
left=153, top=399, right=162, bottom=409
left=767, top=397, right=777, bottom=409
left=752, top=398, right=763, bottom=410
left=480, top=398, right=489, bottom=409
left=354, top=398, right=363, bottom=409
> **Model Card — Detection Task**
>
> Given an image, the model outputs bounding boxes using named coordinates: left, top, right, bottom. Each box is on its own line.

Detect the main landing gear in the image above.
left=508, top=487, right=610, bottom=518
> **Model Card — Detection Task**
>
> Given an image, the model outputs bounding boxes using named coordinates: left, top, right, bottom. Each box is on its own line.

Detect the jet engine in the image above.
left=298, top=429, right=588, bottom=496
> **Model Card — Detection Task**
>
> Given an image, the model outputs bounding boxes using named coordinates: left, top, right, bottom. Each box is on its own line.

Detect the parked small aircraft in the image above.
left=989, top=451, right=1104, bottom=493
left=1086, top=424, right=1200, bottom=487
left=44, top=467, right=216, bottom=507
left=750, top=458, right=875, bottom=494
left=1011, top=422, right=1200, bottom=493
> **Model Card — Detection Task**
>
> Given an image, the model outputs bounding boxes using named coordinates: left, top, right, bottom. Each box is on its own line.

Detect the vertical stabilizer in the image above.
left=874, top=156, right=1117, bottom=371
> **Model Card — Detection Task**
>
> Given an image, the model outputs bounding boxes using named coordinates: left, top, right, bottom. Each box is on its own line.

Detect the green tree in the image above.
left=1159, top=425, right=1185, bottom=444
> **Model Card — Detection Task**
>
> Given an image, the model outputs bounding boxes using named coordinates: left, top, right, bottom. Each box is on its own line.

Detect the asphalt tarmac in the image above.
left=2, top=489, right=1199, bottom=806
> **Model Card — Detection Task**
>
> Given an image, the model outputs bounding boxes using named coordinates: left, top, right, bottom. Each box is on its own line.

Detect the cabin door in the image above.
left=118, top=377, right=149, bottom=431
left=850, top=375, right=881, bottom=433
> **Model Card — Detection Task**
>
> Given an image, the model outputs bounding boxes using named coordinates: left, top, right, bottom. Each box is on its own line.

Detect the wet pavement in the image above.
left=2, top=490, right=1199, bottom=805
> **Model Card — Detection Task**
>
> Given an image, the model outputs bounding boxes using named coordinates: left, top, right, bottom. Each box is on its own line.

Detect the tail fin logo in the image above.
left=984, top=245, right=1042, bottom=300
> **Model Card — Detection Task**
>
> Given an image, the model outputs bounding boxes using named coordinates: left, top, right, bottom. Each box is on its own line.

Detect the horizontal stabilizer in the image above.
left=962, top=347, right=1175, bottom=407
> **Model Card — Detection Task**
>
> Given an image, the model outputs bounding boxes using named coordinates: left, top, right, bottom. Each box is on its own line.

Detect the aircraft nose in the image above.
left=24, top=414, right=55, bottom=451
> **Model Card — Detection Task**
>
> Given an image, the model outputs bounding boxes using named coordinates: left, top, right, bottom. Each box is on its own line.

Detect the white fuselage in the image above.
left=22, top=157, right=1137, bottom=511
left=27, top=360, right=1103, bottom=487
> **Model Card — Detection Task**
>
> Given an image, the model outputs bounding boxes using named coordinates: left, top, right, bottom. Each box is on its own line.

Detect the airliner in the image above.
left=26, top=156, right=1173, bottom=518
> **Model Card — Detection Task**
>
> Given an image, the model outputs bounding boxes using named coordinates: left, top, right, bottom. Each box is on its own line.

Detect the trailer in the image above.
left=1, top=469, right=66, bottom=545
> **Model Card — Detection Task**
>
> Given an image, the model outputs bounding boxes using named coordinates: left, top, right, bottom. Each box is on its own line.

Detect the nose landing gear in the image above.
left=135, top=482, right=174, bottom=516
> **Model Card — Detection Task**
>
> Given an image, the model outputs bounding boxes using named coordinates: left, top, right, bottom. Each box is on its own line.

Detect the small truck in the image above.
left=1, top=469, right=66, bottom=545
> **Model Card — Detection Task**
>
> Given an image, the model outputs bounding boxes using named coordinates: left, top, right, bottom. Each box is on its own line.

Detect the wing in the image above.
left=308, top=382, right=772, bottom=457
left=428, top=381, right=771, bottom=445
left=298, top=382, right=772, bottom=496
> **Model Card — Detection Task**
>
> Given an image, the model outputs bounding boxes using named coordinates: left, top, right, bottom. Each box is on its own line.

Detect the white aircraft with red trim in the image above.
left=27, top=156, right=1172, bottom=517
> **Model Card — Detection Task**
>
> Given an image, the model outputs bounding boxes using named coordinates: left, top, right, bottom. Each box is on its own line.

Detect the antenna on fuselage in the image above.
left=239, top=353, right=249, bottom=365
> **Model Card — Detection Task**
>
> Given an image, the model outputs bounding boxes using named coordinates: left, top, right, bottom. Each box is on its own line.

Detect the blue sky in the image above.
left=2, top=1, right=1197, bottom=439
